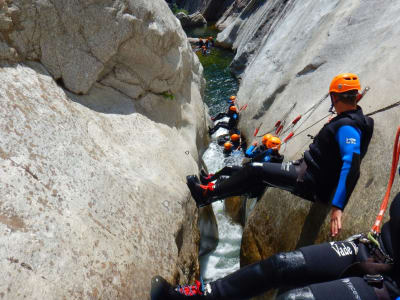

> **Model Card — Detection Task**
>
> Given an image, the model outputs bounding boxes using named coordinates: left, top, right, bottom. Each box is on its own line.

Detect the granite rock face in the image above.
left=216, top=0, right=400, bottom=285
left=0, top=0, right=210, bottom=299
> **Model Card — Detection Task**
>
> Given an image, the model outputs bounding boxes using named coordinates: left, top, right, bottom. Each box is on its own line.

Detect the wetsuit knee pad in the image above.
left=276, top=287, right=315, bottom=300
left=210, top=251, right=306, bottom=300
left=259, top=251, right=307, bottom=287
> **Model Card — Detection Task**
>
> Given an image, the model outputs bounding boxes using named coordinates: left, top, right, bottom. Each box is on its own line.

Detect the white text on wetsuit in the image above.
left=330, top=242, right=353, bottom=257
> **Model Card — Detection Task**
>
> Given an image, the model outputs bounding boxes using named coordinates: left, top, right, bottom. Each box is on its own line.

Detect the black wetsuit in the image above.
left=209, top=112, right=239, bottom=135
left=202, top=193, right=400, bottom=300
left=207, top=107, right=373, bottom=208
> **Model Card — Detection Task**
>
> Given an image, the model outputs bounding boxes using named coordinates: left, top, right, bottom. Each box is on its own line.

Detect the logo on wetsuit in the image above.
left=346, top=137, right=357, bottom=144
left=341, top=278, right=361, bottom=300
left=329, top=242, right=358, bottom=257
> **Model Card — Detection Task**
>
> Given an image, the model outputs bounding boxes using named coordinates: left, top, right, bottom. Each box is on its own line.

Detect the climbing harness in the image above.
left=371, top=125, right=400, bottom=234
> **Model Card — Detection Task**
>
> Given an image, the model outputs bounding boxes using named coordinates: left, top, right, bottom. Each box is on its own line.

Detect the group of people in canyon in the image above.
left=196, top=37, right=214, bottom=56
left=151, top=74, right=400, bottom=300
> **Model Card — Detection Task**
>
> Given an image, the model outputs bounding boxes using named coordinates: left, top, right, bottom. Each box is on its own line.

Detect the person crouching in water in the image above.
left=151, top=191, right=400, bottom=300
left=190, top=73, right=374, bottom=237
left=209, top=106, right=239, bottom=135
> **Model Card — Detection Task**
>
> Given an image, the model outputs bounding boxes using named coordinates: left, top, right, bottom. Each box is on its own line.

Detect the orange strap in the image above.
left=371, top=126, right=400, bottom=233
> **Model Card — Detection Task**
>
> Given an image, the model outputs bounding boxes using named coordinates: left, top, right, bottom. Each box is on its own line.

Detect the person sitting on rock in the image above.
left=245, top=134, right=284, bottom=163
left=201, top=136, right=283, bottom=185
left=209, top=106, right=239, bottom=135
left=151, top=191, right=400, bottom=300
left=212, top=97, right=237, bottom=121
left=190, top=73, right=374, bottom=237
left=227, top=95, right=236, bottom=106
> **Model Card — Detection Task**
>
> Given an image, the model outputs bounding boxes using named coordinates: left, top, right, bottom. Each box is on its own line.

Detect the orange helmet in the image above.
left=267, top=137, right=281, bottom=150
left=202, top=45, right=206, bottom=49
left=231, top=134, right=240, bottom=142
left=229, top=96, right=236, bottom=101
left=229, top=106, right=237, bottom=112
left=329, top=73, right=361, bottom=94
left=224, top=142, right=233, bottom=151
left=262, top=134, right=273, bottom=146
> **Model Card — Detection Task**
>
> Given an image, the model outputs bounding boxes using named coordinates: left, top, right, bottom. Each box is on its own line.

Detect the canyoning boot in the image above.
left=186, top=175, right=215, bottom=207
left=200, top=170, right=215, bottom=184
left=151, top=276, right=214, bottom=299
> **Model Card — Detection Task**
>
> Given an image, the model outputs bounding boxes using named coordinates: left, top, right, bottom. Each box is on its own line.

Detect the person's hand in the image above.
left=330, top=207, right=343, bottom=237
left=252, top=141, right=258, bottom=146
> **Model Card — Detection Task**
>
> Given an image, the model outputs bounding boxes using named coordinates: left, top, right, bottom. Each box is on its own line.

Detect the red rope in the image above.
left=371, top=126, right=400, bottom=233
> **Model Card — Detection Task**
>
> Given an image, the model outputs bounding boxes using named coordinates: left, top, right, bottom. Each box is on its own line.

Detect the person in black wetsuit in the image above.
left=201, top=137, right=283, bottom=186
left=212, top=96, right=237, bottom=121
left=245, top=135, right=284, bottom=163
left=151, top=191, right=400, bottom=300
left=222, top=142, right=233, bottom=156
left=189, top=73, right=374, bottom=237
left=209, top=106, right=239, bottom=135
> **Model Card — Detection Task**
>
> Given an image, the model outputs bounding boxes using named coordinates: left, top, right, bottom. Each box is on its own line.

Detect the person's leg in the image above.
left=276, top=277, right=378, bottom=300
left=212, top=113, right=228, bottom=121
left=187, top=162, right=298, bottom=206
left=209, top=122, right=228, bottom=135
left=213, top=162, right=298, bottom=199
left=200, top=166, right=243, bottom=184
left=151, top=242, right=360, bottom=300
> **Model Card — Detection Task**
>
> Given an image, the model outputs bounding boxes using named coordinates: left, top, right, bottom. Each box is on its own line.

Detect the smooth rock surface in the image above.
left=0, top=0, right=211, bottom=299
left=173, top=0, right=234, bottom=21
left=176, top=11, right=207, bottom=28
left=221, top=0, right=400, bottom=282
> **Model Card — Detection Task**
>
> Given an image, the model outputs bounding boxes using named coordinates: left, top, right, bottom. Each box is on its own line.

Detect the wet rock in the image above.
left=0, top=0, right=209, bottom=299
left=174, top=0, right=234, bottom=21
left=199, top=206, right=219, bottom=256
left=229, top=0, right=400, bottom=271
left=176, top=11, right=207, bottom=28
left=225, top=196, right=246, bottom=225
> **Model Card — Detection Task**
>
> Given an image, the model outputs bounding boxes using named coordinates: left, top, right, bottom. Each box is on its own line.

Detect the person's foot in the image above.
left=151, top=276, right=212, bottom=299
left=200, top=172, right=215, bottom=185
left=186, top=175, right=214, bottom=207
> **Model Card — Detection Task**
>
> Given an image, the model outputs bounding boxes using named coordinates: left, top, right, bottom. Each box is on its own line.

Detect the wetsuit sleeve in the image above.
left=246, top=145, right=256, bottom=157
left=331, top=125, right=361, bottom=210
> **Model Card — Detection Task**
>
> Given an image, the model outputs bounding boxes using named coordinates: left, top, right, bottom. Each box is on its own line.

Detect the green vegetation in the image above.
left=161, top=91, right=175, bottom=101
left=185, top=25, right=239, bottom=115
left=171, top=4, right=189, bottom=15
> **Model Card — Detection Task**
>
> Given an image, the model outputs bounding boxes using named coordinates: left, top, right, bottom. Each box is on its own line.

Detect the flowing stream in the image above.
left=184, top=25, right=243, bottom=282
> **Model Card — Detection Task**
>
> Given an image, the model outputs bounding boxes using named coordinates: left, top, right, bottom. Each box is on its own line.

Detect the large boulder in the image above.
left=174, top=0, right=234, bottom=21
left=219, top=0, right=400, bottom=281
left=176, top=11, right=207, bottom=28
left=0, top=0, right=209, bottom=299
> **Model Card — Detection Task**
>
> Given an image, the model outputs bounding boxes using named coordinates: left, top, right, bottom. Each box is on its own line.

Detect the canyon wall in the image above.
left=0, top=0, right=210, bottom=299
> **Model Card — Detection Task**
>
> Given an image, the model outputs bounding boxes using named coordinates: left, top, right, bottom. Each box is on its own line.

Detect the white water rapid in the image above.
left=200, top=126, right=244, bottom=282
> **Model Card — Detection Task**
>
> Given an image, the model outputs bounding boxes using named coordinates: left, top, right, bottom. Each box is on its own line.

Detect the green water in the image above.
left=185, top=26, right=239, bottom=116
